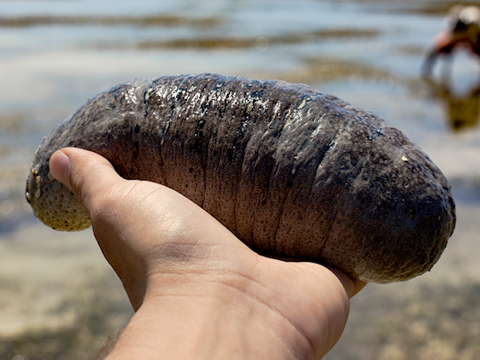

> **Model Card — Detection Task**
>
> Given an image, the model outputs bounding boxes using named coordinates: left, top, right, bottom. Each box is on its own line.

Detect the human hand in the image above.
left=50, top=147, right=365, bottom=360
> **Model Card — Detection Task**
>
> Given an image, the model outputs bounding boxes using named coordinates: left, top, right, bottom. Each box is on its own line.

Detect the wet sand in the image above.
left=0, top=13, right=222, bottom=28
left=135, top=28, right=379, bottom=49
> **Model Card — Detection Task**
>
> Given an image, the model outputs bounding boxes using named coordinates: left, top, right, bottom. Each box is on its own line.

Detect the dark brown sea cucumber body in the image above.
left=26, top=73, right=456, bottom=283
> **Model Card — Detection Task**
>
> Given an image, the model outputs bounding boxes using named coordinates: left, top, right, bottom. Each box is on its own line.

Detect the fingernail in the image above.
left=49, top=150, right=71, bottom=188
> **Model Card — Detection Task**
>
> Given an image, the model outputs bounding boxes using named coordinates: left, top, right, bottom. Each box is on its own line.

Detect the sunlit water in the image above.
left=0, top=0, right=479, bottom=357
left=1, top=0, right=479, bottom=226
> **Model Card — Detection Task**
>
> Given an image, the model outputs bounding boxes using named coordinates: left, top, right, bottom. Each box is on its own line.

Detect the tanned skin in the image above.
left=50, top=148, right=365, bottom=360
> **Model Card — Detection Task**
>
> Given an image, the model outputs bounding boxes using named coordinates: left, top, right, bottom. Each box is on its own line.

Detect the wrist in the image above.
left=105, top=265, right=313, bottom=360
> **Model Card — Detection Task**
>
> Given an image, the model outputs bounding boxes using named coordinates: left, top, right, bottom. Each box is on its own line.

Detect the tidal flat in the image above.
left=1, top=0, right=479, bottom=359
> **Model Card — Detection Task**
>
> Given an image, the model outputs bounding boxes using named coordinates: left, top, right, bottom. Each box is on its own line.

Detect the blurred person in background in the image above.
left=422, top=5, right=480, bottom=77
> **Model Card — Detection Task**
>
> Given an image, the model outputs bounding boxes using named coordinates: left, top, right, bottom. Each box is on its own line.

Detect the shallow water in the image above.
left=0, top=0, right=479, bottom=358
left=1, top=0, right=479, bottom=224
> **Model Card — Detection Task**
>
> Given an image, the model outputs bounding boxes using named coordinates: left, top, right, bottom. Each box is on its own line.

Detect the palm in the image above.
left=50, top=148, right=364, bottom=359
left=89, top=179, right=359, bottom=359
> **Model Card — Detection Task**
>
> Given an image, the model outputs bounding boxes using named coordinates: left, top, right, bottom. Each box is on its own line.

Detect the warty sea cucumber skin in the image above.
left=26, top=73, right=456, bottom=283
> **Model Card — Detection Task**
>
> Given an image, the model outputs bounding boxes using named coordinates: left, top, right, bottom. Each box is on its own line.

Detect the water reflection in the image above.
left=423, top=76, right=480, bottom=131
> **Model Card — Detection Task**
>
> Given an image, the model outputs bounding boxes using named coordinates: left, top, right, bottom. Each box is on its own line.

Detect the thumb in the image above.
left=49, top=147, right=123, bottom=213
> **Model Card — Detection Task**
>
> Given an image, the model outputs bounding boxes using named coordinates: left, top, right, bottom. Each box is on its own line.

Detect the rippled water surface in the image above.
left=1, top=0, right=479, bottom=359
